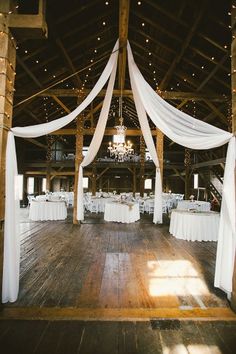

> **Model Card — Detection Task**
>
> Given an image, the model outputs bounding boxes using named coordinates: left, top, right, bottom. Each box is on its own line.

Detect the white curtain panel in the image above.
left=128, top=53, right=162, bottom=223
left=2, top=41, right=119, bottom=303
left=77, top=54, right=118, bottom=220
left=127, top=42, right=235, bottom=294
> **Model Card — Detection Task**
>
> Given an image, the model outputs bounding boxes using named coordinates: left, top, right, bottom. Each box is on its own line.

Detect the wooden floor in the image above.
left=0, top=319, right=236, bottom=354
left=1, top=209, right=236, bottom=353
left=3, top=208, right=228, bottom=311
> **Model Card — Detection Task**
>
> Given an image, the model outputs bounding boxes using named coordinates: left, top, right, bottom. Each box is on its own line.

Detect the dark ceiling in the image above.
left=13, top=0, right=232, bottom=158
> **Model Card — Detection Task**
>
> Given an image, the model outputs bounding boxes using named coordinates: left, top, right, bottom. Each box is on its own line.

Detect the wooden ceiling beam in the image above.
left=177, top=52, right=230, bottom=109
left=55, top=38, right=82, bottom=88
left=204, top=100, right=228, bottom=125
left=145, top=0, right=229, bottom=53
left=118, top=0, right=130, bottom=91
left=16, top=55, right=71, bottom=114
left=159, top=3, right=206, bottom=90
left=15, top=88, right=228, bottom=102
left=50, top=128, right=158, bottom=136
left=129, top=37, right=229, bottom=92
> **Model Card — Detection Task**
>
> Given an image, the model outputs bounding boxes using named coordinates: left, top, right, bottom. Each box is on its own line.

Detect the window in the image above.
left=17, top=175, right=23, bottom=200
left=27, top=177, right=34, bottom=194
left=42, top=178, right=46, bottom=192
left=82, top=177, right=89, bottom=188
left=194, top=174, right=199, bottom=189
left=144, top=179, right=152, bottom=189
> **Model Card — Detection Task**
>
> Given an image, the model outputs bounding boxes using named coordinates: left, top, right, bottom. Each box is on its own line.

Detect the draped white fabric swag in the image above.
left=127, top=42, right=235, bottom=295
left=2, top=39, right=235, bottom=303
left=2, top=40, right=119, bottom=303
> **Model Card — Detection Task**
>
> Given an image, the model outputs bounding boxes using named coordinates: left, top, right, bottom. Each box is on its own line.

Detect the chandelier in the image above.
left=108, top=95, right=134, bottom=162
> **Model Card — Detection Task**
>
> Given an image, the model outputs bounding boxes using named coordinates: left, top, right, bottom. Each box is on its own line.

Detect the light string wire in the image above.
left=14, top=46, right=122, bottom=108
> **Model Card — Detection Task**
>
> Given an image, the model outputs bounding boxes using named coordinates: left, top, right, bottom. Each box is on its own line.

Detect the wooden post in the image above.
left=73, top=115, right=83, bottom=224
left=230, top=5, right=236, bottom=312
left=133, top=167, right=136, bottom=197
left=0, top=3, right=16, bottom=297
left=156, top=128, right=164, bottom=185
left=140, top=136, right=145, bottom=197
left=91, top=164, right=97, bottom=196
left=46, top=163, right=51, bottom=191
left=184, top=148, right=191, bottom=199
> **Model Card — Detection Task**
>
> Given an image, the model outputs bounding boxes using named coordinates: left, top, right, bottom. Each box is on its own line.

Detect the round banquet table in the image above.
left=169, top=209, right=219, bottom=241
left=177, top=200, right=211, bottom=212
left=29, top=201, right=67, bottom=221
left=91, top=197, right=115, bottom=212
left=104, top=202, right=140, bottom=223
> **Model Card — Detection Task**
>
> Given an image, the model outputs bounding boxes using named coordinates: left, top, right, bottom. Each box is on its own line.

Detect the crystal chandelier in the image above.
left=108, top=97, right=134, bottom=162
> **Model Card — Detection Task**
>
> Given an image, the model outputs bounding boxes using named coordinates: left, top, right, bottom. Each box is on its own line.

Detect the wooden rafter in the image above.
left=16, top=55, right=71, bottom=114
left=15, top=89, right=228, bottom=102
left=118, top=0, right=130, bottom=91
left=159, top=3, right=206, bottom=90
left=56, top=38, right=82, bottom=88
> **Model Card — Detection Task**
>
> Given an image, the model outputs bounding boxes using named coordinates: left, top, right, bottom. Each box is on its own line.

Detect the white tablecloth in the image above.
left=91, top=197, right=115, bottom=212
left=177, top=200, right=211, bottom=212
left=104, top=202, right=140, bottom=223
left=169, top=209, right=219, bottom=241
left=29, top=201, right=67, bottom=221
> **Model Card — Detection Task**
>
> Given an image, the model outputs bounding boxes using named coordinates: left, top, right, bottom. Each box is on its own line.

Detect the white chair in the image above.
left=138, top=200, right=145, bottom=214
left=88, top=200, right=99, bottom=213
left=27, top=195, right=36, bottom=208
left=148, top=201, right=154, bottom=214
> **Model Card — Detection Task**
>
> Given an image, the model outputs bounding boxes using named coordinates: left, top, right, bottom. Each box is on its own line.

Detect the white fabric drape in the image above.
left=2, top=132, right=20, bottom=303
left=77, top=53, right=118, bottom=220
left=214, top=137, right=236, bottom=293
left=2, top=41, right=119, bottom=303
left=128, top=52, right=162, bottom=223
left=127, top=41, right=235, bottom=294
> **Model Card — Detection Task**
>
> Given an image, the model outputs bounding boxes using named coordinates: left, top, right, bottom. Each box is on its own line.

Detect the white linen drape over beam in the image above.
left=127, top=41, right=235, bottom=294
left=2, top=38, right=235, bottom=304
left=77, top=53, right=118, bottom=221
left=2, top=41, right=119, bottom=303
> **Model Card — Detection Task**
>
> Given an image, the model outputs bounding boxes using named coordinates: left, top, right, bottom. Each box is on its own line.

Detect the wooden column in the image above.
left=45, top=135, right=54, bottom=191
left=184, top=148, right=191, bottom=199
left=140, top=136, right=145, bottom=197
left=73, top=115, right=83, bottom=224
left=133, top=167, right=136, bottom=197
left=156, top=128, right=164, bottom=185
left=91, top=164, right=97, bottom=196
left=0, top=5, right=16, bottom=297
left=230, top=5, right=236, bottom=312
left=46, top=163, right=51, bottom=191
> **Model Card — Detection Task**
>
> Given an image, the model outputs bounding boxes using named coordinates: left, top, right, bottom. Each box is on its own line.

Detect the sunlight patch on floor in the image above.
left=148, top=260, right=210, bottom=297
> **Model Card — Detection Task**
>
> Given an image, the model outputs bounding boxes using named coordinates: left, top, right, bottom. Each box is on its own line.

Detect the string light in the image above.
left=145, top=38, right=149, bottom=43
left=142, top=22, right=145, bottom=27
left=211, top=57, right=215, bottom=60
left=97, top=37, right=101, bottom=41
left=138, top=1, right=142, bottom=5
left=102, top=21, right=106, bottom=26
